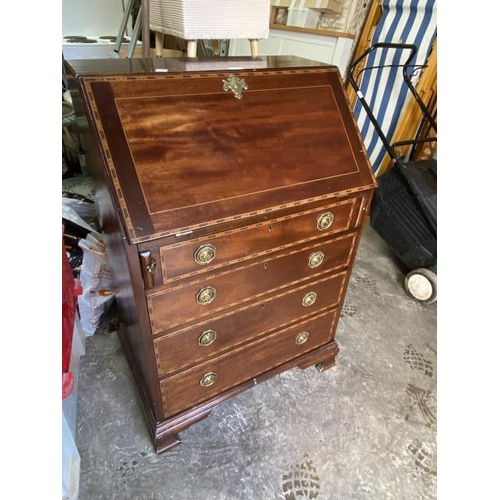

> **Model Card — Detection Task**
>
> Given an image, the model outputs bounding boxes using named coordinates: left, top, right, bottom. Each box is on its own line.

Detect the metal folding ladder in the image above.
left=112, top=0, right=229, bottom=58
left=113, top=0, right=150, bottom=58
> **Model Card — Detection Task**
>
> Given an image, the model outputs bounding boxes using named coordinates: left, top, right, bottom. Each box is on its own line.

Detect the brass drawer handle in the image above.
left=317, top=211, right=334, bottom=231
left=302, top=291, right=317, bottom=307
left=295, top=331, right=309, bottom=345
left=198, top=329, right=217, bottom=347
left=194, top=244, right=217, bottom=265
left=196, top=286, right=217, bottom=305
left=308, top=251, right=324, bottom=268
left=200, top=372, right=217, bottom=387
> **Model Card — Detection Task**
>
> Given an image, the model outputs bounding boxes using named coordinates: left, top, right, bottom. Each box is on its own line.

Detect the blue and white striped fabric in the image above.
left=353, top=0, right=437, bottom=175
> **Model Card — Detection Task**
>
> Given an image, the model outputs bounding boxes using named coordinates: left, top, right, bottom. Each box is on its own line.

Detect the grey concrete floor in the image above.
left=74, top=222, right=437, bottom=500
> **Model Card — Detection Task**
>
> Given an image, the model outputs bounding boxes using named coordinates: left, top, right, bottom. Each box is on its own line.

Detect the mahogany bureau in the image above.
left=64, top=56, right=377, bottom=453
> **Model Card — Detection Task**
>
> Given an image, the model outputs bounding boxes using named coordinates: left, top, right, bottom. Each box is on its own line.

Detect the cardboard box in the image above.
left=286, top=7, right=321, bottom=28
left=270, top=6, right=289, bottom=25
left=271, top=0, right=343, bottom=14
left=317, top=12, right=343, bottom=31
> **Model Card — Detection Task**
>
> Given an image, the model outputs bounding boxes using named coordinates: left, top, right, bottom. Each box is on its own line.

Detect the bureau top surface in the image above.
left=65, top=56, right=328, bottom=75
left=74, top=58, right=376, bottom=243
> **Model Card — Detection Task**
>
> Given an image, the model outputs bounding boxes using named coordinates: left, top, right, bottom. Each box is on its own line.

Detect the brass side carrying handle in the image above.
left=198, top=329, right=217, bottom=347
left=196, top=286, right=217, bottom=305
left=200, top=372, right=217, bottom=387
left=139, top=251, right=157, bottom=290
left=194, top=244, right=216, bottom=265
left=146, top=261, right=158, bottom=273
left=317, top=211, right=334, bottom=231
left=295, top=331, right=309, bottom=345
left=302, top=291, right=317, bottom=307
left=308, top=251, right=324, bottom=268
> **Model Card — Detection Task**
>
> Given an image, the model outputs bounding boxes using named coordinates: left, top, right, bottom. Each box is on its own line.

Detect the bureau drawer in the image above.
left=159, top=199, right=358, bottom=282
left=154, top=270, right=347, bottom=376
left=148, top=232, right=356, bottom=332
left=160, top=310, right=338, bottom=417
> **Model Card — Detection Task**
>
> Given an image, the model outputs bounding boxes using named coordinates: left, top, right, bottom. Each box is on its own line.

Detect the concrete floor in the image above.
left=74, top=222, right=437, bottom=500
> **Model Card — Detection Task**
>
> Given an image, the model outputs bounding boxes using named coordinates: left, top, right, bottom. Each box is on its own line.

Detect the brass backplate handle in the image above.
left=222, top=74, right=248, bottom=99
left=200, top=372, right=217, bottom=387
left=198, top=329, right=217, bottom=347
left=302, top=291, right=317, bottom=307
left=194, top=244, right=217, bottom=265
left=308, top=251, right=325, bottom=268
left=295, top=331, right=309, bottom=345
left=317, top=212, right=334, bottom=231
left=196, top=286, right=217, bottom=305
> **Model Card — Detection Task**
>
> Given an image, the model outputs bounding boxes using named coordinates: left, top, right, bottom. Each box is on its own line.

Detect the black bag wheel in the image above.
left=404, top=267, right=437, bottom=304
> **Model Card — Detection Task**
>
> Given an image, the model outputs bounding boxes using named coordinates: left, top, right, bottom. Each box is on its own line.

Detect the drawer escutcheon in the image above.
left=194, top=244, right=217, bottom=265
left=198, top=329, right=217, bottom=347
left=308, top=251, right=325, bottom=268
left=302, top=291, right=317, bottom=307
left=196, top=286, right=217, bottom=305
left=200, top=372, right=217, bottom=387
left=317, top=212, right=334, bottom=231
left=295, top=331, right=309, bottom=345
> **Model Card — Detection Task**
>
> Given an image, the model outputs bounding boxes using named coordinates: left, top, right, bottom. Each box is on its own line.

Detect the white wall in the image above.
left=62, top=0, right=131, bottom=37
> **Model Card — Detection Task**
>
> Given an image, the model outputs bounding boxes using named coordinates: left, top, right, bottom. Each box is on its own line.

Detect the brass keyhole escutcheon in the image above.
left=295, top=331, right=309, bottom=345
left=194, top=244, right=216, bottom=265
left=196, top=286, right=217, bottom=305
left=222, top=74, right=249, bottom=99
left=302, top=291, right=317, bottom=307
left=198, top=329, right=217, bottom=347
left=317, top=212, right=334, bottom=231
left=200, top=372, right=217, bottom=387
left=308, top=251, right=324, bottom=268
